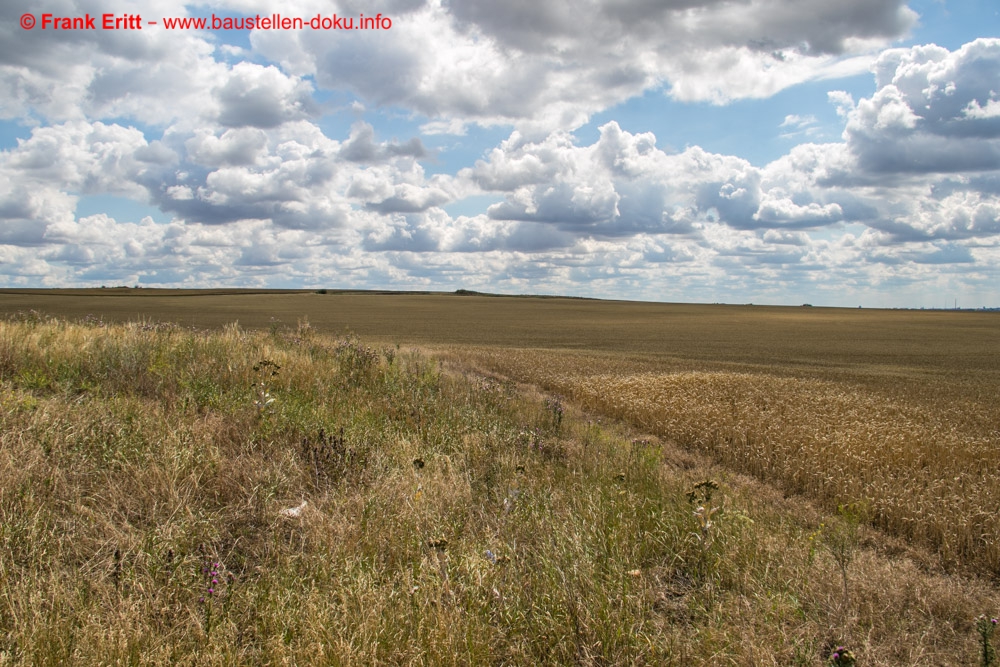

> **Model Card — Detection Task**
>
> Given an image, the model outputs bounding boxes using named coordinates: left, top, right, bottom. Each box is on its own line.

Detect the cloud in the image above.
left=458, top=116, right=934, bottom=243
left=840, top=39, right=1000, bottom=178
left=0, top=116, right=434, bottom=236
left=964, top=97, right=1000, bottom=120
left=157, top=122, right=440, bottom=229
left=754, top=197, right=843, bottom=226
left=447, top=0, right=914, bottom=59
left=910, top=191, right=1000, bottom=240
left=338, top=122, right=429, bottom=163
left=249, top=0, right=916, bottom=131
left=215, top=63, right=319, bottom=128
left=780, top=114, right=818, bottom=129
left=364, top=183, right=453, bottom=214
left=828, top=90, right=855, bottom=118
left=465, top=123, right=777, bottom=236
left=4, top=121, right=159, bottom=197
left=186, top=128, right=269, bottom=167
left=0, top=0, right=225, bottom=124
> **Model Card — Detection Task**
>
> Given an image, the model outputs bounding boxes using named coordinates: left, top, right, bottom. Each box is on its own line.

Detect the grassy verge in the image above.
left=0, top=314, right=997, bottom=664
left=449, top=346, right=1000, bottom=577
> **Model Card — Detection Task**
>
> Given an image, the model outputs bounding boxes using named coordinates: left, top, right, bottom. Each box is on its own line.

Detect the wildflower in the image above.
left=828, top=645, right=856, bottom=666
left=976, top=615, right=997, bottom=666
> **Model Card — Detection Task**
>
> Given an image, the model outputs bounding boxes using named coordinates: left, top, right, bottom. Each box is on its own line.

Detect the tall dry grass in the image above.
left=0, top=314, right=998, bottom=664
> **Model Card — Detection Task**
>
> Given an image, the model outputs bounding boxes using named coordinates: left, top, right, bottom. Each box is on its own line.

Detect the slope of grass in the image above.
left=448, top=346, right=1000, bottom=578
left=0, top=314, right=997, bottom=664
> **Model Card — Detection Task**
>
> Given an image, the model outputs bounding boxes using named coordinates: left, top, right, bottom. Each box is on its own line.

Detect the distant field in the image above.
left=4, top=288, right=1000, bottom=573
left=2, top=288, right=997, bottom=380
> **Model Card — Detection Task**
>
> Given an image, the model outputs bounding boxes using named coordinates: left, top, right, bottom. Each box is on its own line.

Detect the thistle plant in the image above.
left=828, top=645, right=856, bottom=666
left=544, top=396, right=564, bottom=433
left=686, top=480, right=722, bottom=578
left=334, top=334, right=380, bottom=387
left=197, top=545, right=233, bottom=638
left=252, top=359, right=280, bottom=416
left=689, top=483, right=720, bottom=544
left=519, top=426, right=544, bottom=454
left=301, top=427, right=356, bottom=489
left=977, top=615, right=998, bottom=666
left=382, top=345, right=397, bottom=366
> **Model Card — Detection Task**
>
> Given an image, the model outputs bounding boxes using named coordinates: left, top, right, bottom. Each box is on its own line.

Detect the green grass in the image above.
left=0, top=314, right=998, bottom=664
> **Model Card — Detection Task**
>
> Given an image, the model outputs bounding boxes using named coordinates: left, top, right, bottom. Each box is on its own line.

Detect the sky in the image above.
left=1, top=0, right=999, bottom=307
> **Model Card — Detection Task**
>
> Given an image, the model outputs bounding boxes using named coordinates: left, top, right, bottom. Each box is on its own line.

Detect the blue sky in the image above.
left=1, top=0, right=999, bottom=307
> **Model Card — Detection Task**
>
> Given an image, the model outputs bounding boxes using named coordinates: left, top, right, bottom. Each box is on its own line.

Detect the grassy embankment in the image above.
left=452, top=344, right=1000, bottom=576
left=0, top=311, right=998, bottom=664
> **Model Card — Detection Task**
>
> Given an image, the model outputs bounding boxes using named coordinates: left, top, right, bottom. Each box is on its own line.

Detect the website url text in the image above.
left=19, top=13, right=393, bottom=31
